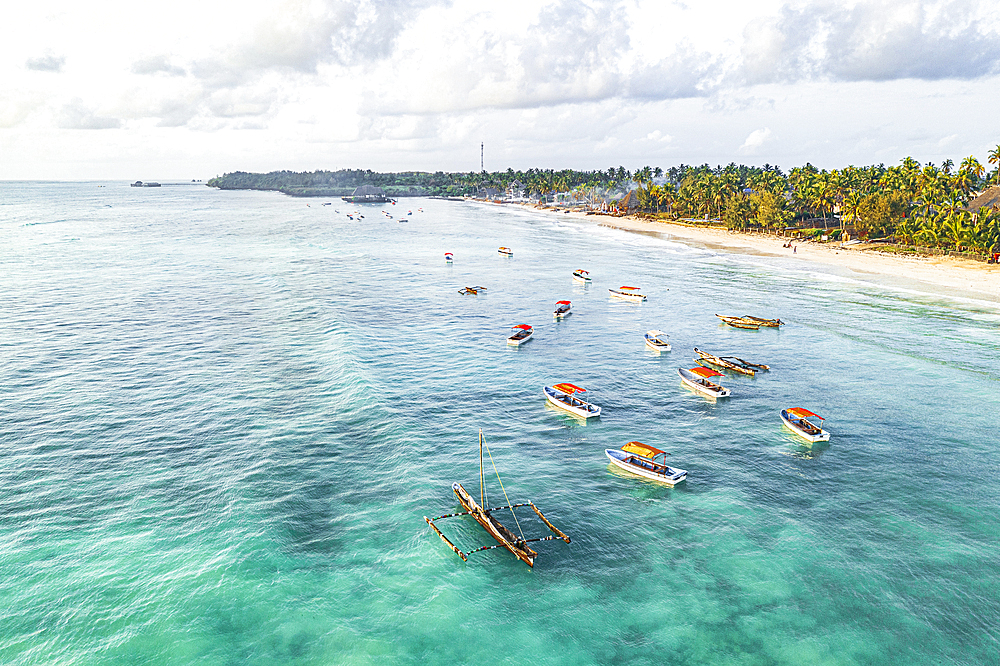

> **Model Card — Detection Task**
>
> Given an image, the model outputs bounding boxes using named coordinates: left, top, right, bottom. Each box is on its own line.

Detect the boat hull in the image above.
left=610, top=289, right=646, bottom=302
left=605, top=449, right=686, bottom=486
left=678, top=368, right=730, bottom=398
left=780, top=410, right=830, bottom=442
left=452, top=483, right=536, bottom=566
left=507, top=331, right=533, bottom=346
left=543, top=386, right=601, bottom=418
left=645, top=332, right=671, bottom=351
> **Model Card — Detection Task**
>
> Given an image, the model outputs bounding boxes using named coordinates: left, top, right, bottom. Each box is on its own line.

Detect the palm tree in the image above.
left=989, top=145, right=1000, bottom=186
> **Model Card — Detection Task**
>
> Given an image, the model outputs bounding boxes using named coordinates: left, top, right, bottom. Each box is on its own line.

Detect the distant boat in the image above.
left=498, top=247, right=513, bottom=257
left=543, top=383, right=601, bottom=418
left=716, top=314, right=759, bottom=330
left=572, top=269, right=592, bottom=283
left=742, top=315, right=784, bottom=327
left=781, top=408, right=830, bottom=442
left=459, top=285, right=487, bottom=295
left=605, top=441, right=687, bottom=486
left=506, top=324, right=533, bottom=346
left=130, top=181, right=161, bottom=187
left=445, top=252, right=454, bottom=263
left=609, top=286, right=646, bottom=302
left=553, top=300, right=572, bottom=319
left=678, top=367, right=731, bottom=398
left=644, top=330, right=671, bottom=352
left=694, top=348, right=768, bottom=376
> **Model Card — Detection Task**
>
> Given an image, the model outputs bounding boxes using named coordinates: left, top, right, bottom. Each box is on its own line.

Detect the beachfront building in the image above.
left=343, top=185, right=388, bottom=203
left=507, top=180, right=525, bottom=199
left=617, top=189, right=641, bottom=214
left=966, top=186, right=1000, bottom=218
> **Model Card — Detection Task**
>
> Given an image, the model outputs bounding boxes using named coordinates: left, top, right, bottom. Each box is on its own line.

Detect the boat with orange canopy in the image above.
left=781, top=408, right=830, bottom=442
left=609, top=286, right=646, bottom=302
left=543, top=382, right=601, bottom=418
left=572, top=269, right=592, bottom=283
left=498, top=246, right=513, bottom=257
left=605, top=441, right=687, bottom=486
left=678, top=366, right=731, bottom=398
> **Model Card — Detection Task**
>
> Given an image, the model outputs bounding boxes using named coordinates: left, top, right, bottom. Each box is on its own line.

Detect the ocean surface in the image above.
left=1, top=181, right=998, bottom=665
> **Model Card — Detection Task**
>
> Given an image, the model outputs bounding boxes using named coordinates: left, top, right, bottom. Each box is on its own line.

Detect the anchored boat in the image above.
left=506, top=324, right=533, bottom=346
left=609, top=286, right=647, bottom=302
left=498, top=246, right=513, bottom=257
left=644, top=330, right=671, bottom=352
left=553, top=300, right=572, bottom=319
left=543, top=382, right=601, bottom=418
left=694, top=348, right=769, bottom=376
left=716, top=314, right=760, bottom=330
left=572, top=269, right=592, bottom=283
left=459, top=285, right=487, bottom=295
left=678, top=367, right=731, bottom=398
left=424, top=430, right=571, bottom=567
left=781, top=408, right=830, bottom=442
left=605, top=441, right=687, bottom=486
left=445, top=252, right=453, bottom=263
left=742, top=315, right=784, bottom=327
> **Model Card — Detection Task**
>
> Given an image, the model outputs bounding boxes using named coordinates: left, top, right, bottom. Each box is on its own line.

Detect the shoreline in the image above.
left=509, top=203, right=1000, bottom=304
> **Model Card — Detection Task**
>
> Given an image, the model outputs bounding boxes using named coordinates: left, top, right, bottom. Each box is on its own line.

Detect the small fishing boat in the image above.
left=458, top=285, right=487, bottom=295
left=609, top=286, right=646, bottom=302
left=644, top=330, right=671, bottom=352
left=445, top=252, right=453, bottom=263
left=506, top=324, right=533, bottom=346
left=742, top=315, right=784, bottom=327
left=678, top=367, right=731, bottom=398
left=543, top=383, right=601, bottom=418
left=693, top=348, right=768, bottom=376
left=780, top=408, right=830, bottom=442
left=605, top=441, right=687, bottom=486
left=498, top=247, right=513, bottom=257
left=716, top=314, right=759, bottom=330
left=424, top=430, right=571, bottom=567
left=572, top=269, right=592, bottom=283
left=553, top=300, right=572, bottom=319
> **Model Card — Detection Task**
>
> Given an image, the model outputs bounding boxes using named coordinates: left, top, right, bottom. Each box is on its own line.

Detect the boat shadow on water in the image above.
left=778, top=435, right=832, bottom=460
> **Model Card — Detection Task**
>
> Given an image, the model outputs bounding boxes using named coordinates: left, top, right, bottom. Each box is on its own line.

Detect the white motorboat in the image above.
left=678, top=367, right=731, bottom=398
left=572, top=269, right=592, bottom=283
left=543, top=383, right=601, bottom=418
left=498, top=246, right=513, bottom=257
left=445, top=252, right=453, bottom=263
left=609, top=286, right=646, bottom=302
left=644, top=330, right=671, bottom=352
left=553, top=300, right=572, bottom=318
left=605, top=442, right=687, bottom=486
left=781, top=408, right=830, bottom=442
left=506, top=324, right=533, bottom=346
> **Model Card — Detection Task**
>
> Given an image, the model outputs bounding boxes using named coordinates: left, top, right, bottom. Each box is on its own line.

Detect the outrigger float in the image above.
left=694, top=348, right=769, bottom=376
left=424, top=430, right=571, bottom=567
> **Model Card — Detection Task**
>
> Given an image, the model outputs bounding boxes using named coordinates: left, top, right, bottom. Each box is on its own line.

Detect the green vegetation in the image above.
left=208, top=146, right=1000, bottom=256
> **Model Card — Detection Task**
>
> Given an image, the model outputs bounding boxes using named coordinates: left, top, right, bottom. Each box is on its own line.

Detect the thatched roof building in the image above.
left=618, top=189, right=640, bottom=212
left=966, top=186, right=1000, bottom=212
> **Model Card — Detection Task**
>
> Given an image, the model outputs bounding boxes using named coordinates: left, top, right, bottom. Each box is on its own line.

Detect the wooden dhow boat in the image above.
left=498, top=246, right=513, bottom=257
left=553, top=300, right=572, bottom=319
left=644, top=330, right=672, bottom=352
left=506, top=324, right=533, bottom=346
left=609, top=286, right=647, bottom=302
left=716, top=315, right=760, bottom=330
left=424, top=430, right=571, bottom=567
left=781, top=408, right=830, bottom=443
left=742, top=315, right=784, bottom=327
left=678, top=367, right=731, bottom=398
left=605, top=441, right=687, bottom=486
left=572, top=269, right=592, bottom=283
left=694, top=348, right=769, bottom=376
left=458, top=285, right=488, bottom=295
left=543, top=383, right=601, bottom=418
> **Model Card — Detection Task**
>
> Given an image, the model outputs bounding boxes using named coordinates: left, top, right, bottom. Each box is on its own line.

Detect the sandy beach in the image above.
left=522, top=206, right=1000, bottom=304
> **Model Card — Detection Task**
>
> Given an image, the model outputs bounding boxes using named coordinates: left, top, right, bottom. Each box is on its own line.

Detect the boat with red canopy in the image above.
left=781, top=408, right=830, bottom=442
left=506, top=324, right=533, bottom=346
left=678, top=366, right=731, bottom=398
left=498, top=246, right=513, bottom=257
left=543, top=382, right=601, bottom=418
left=572, top=269, right=592, bottom=283
left=605, top=441, right=687, bottom=486
left=445, top=252, right=453, bottom=263
left=609, top=286, right=646, bottom=302
left=553, top=300, right=572, bottom=318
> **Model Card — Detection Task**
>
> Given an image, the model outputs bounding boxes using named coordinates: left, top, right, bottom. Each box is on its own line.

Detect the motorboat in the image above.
left=678, top=367, right=731, bottom=398
left=445, top=252, right=453, bottom=263
left=498, top=247, right=513, bottom=257
left=644, top=330, right=671, bottom=352
left=609, top=286, right=646, bottom=302
left=543, top=383, right=601, bottom=418
left=572, top=269, right=592, bottom=283
left=553, top=300, right=572, bottom=319
left=781, top=408, right=830, bottom=442
left=605, top=441, right=687, bottom=486
left=506, top=324, right=533, bottom=346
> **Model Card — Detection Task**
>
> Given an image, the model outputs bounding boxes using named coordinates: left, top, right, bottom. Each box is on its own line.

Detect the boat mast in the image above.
left=479, top=429, right=485, bottom=507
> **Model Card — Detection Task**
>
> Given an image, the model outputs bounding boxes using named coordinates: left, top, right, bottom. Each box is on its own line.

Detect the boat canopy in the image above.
left=787, top=407, right=824, bottom=420
left=512, top=324, right=532, bottom=330
left=552, top=382, right=586, bottom=394
left=619, top=286, right=640, bottom=290
left=689, top=367, right=723, bottom=378
left=555, top=300, right=571, bottom=305
left=622, top=441, right=665, bottom=459
left=646, top=329, right=666, bottom=337
left=575, top=269, right=588, bottom=274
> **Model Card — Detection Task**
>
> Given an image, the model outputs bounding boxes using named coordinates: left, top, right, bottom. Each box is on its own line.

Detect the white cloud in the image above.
left=738, top=127, right=772, bottom=155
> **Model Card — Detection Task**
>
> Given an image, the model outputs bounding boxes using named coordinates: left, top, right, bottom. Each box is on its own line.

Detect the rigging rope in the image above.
left=483, top=439, right=525, bottom=541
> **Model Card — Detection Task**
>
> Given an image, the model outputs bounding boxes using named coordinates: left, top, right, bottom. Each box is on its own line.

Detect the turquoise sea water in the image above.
left=1, top=182, right=998, bottom=665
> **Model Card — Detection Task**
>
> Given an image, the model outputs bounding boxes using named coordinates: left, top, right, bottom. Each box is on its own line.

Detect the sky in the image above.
left=2, top=0, right=999, bottom=180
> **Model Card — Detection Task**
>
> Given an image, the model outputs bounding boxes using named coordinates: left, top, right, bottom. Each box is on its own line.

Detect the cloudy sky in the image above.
left=2, top=0, right=999, bottom=179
